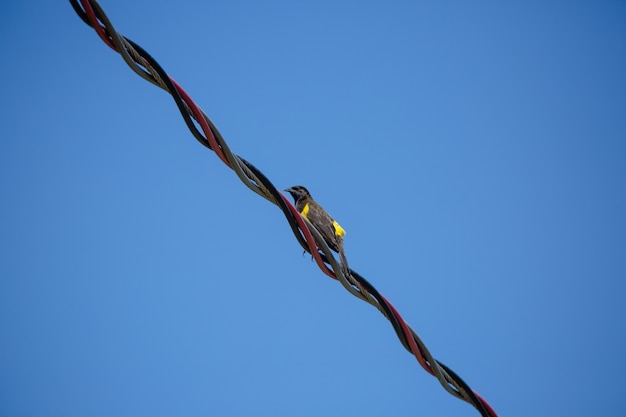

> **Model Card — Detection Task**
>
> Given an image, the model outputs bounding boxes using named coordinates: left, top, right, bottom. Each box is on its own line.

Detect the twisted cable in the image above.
left=69, top=1, right=498, bottom=416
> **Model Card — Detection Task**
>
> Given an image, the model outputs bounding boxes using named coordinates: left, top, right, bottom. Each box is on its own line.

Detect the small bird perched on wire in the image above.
left=285, top=185, right=351, bottom=279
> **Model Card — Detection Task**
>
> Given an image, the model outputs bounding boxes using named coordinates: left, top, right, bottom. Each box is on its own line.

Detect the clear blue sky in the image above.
left=1, top=1, right=625, bottom=416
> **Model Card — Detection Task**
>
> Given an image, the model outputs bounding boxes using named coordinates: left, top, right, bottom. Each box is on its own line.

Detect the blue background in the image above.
left=1, top=1, right=625, bottom=416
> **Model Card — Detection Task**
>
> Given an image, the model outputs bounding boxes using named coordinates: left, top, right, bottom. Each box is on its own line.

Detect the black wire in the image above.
left=350, top=271, right=411, bottom=349
left=70, top=2, right=492, bottom=415
left=438, top=361, right=491, bottom=417
left=69, top=0, right=89, bottom=25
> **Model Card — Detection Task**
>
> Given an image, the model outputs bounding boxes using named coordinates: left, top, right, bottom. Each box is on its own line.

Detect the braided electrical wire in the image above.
left=69, top=1, right=498, bottom=416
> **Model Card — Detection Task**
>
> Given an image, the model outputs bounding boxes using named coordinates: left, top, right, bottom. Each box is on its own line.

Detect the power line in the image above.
left=69, top=1, right=498, bottom=416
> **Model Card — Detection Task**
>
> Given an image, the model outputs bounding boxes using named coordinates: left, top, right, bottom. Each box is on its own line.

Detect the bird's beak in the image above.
left=284, top=187, right=293, bottom=193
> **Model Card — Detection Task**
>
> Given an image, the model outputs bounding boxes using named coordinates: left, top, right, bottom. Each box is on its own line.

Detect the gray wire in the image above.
left=77, top=2, right=491, bottom=413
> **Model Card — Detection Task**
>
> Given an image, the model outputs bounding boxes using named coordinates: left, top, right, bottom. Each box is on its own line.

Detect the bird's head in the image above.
left=284, top=185, right=311, bottom=202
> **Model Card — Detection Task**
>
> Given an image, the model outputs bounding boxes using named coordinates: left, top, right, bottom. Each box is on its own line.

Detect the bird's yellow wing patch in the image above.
left=333, top=220, right=346, bottom=238
left=301, top=203, right=310, bottom=220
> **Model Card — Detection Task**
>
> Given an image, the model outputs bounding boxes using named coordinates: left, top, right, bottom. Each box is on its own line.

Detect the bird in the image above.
left=284, top=185, right=351, bottom=278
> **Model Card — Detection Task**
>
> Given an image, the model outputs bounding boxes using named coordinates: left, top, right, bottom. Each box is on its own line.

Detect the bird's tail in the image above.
left=336, top=242, right=376, bottom=308
left=335, top=239, right=351, bottom=281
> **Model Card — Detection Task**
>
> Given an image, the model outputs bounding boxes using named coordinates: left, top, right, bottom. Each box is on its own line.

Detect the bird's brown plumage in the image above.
left=285, top=185, right=350, bottom=277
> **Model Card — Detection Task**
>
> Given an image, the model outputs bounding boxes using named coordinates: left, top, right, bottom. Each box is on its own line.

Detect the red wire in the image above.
left=382, top=296, right=497, bottom=417
left=168, top=78, right=231, bottom=167
left=76, top=2, right=498, bottom=415
left=80, top=0, right=115, bottom=50
left=473, top=391, right=498, bottom=417
left=381, top=294, right=433, bottom=373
